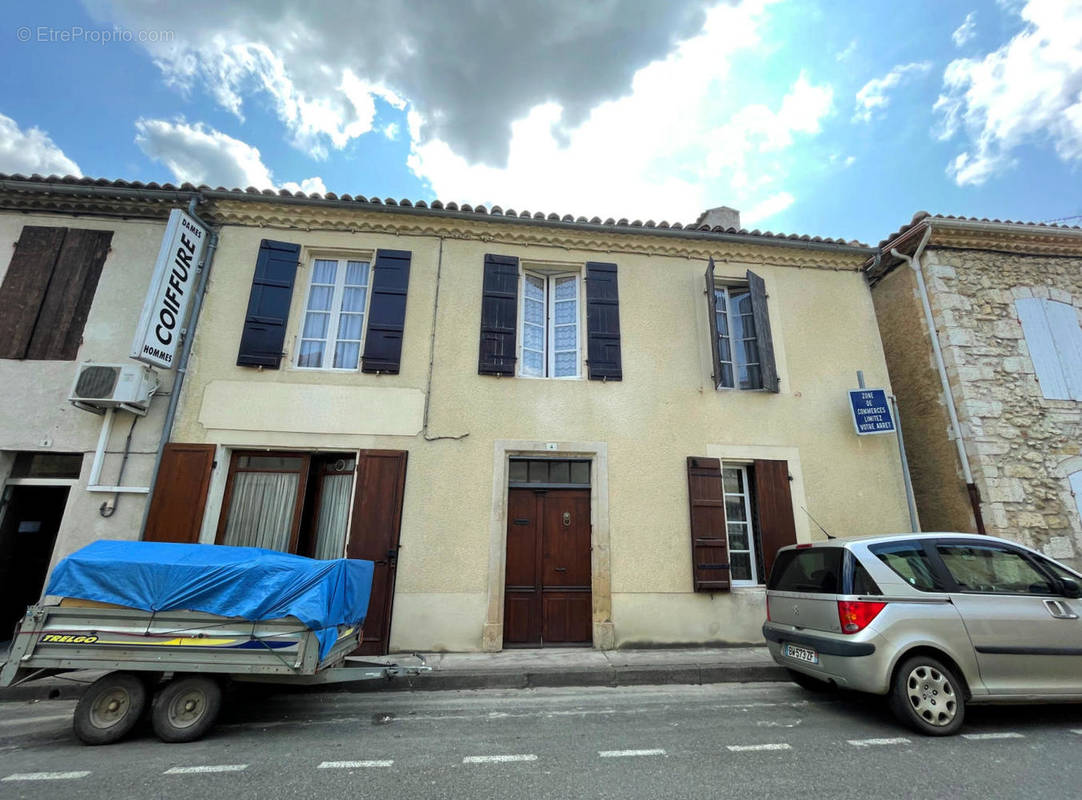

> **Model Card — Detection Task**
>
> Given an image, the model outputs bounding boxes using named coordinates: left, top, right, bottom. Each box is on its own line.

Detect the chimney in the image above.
left=695, top=206, right=741, bottom=231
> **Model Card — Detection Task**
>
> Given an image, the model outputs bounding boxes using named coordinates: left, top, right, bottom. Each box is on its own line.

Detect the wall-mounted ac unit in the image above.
left=70, top=363, right=158, bottom=415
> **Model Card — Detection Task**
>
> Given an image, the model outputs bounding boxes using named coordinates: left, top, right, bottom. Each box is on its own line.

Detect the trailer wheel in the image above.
left=151, top=676, right=223, bottom=743
left=73, top=672, right=147, bottom=745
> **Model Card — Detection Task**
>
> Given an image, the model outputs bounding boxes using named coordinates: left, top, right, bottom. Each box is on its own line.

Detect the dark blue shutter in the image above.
left=361, top=249, right=412, bottom=374
left=478, top=254, right=519, bottom=375
left=236, top=239, right=300, bottom=368
left=585, top=261, right=622, bottom=380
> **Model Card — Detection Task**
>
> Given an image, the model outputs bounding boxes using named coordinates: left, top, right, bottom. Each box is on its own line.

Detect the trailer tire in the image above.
left=151, top=676, right=223, bottom=743
left=73, top=672, right=147, bottom=745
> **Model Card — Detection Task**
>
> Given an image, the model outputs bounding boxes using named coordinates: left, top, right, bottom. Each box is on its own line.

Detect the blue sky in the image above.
left=1, top=0, right=1079, bottom=246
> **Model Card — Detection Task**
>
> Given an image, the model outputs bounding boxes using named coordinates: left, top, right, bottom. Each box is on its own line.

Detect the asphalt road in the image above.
left=3, top=682, right=1082, bottom=799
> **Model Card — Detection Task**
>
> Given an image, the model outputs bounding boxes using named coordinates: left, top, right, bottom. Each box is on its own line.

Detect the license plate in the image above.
left=784, top=643, right=819, bottom=664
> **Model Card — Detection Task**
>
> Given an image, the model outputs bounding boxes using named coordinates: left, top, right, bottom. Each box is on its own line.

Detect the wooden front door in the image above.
left=504, top=488, right=591, bottom=647
left=144, top=444, right=215, bottom=544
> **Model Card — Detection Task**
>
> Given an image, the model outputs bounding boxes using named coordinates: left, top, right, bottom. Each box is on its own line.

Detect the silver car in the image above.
left=762, top=533, right=1082, bottom=735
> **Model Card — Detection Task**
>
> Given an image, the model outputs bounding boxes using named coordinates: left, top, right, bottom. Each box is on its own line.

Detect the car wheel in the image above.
left=73, top=672, right=147, bottom=745
left=786, top=668, right=833, bottom=692
left=151, top=676, right=223, bottom=743
left=889, top=655, right=965, bottom=736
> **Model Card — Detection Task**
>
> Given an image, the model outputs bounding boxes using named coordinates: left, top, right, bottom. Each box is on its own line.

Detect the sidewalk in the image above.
left=0, top=646, right=785, bottom=702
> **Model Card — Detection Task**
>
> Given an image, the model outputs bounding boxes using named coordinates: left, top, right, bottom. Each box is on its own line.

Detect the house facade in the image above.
left=867, top=214, right=1082, bottom=570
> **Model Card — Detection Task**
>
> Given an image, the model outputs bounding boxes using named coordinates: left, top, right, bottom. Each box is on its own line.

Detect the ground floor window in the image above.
left=723, top=464, right=762, bottom=585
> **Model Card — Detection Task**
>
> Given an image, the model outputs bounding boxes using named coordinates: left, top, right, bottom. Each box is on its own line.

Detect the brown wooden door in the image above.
left=504, top=488, right=591, bottom=647
left=346, top=450, right=408, bottom=655
left=144, top=444, right=215, bottom=544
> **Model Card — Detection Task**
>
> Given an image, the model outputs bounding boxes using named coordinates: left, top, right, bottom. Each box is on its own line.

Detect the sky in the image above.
left=0, top=0, right=1080, bottom=246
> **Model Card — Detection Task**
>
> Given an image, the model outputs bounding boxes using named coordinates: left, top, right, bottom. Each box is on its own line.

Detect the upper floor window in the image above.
left=705, top=260, right=779, bottom=393
left=297, top=257, right=372, bottom=371
left=1015, top=296, right=1082, bottom=401
left=521, top=271, right=580, bottom=378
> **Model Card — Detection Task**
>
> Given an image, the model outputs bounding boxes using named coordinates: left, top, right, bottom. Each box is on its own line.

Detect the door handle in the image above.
left=554, top=567, right=567, bottom=573
left=1043, top=599, right=1079, bottom=619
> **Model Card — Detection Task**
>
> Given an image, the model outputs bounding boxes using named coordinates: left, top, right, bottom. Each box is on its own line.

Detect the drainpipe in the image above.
left=138, top=196, right=220, bottom=537
left=891, top=225, right=986, bottom=534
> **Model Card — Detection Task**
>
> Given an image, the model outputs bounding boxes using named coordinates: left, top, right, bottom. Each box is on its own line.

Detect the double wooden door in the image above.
left=504, top=488, right=591, bottom=646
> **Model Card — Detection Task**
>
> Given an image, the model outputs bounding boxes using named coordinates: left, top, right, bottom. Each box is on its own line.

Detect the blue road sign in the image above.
left=848, top=388, right=896, bottom=436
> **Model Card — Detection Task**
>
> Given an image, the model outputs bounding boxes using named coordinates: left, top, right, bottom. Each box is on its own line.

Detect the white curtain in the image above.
left=313, top=474, right=352, bottom=559
left=222, top=472, right=299, bottom=551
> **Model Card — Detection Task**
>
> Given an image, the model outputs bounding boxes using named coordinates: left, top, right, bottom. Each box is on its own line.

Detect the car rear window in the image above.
left=768, top=548, right=843, bottom=593
left=870, top=541, right=944, bottom=592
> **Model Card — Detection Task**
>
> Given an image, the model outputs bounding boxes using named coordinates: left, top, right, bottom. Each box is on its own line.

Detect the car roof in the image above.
left=792, top=532, right=1024, bottom=549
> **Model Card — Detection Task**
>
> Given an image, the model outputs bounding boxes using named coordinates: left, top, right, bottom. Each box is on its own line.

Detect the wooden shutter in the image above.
left=144, top=443, right=215, bottom=544
left=478, top=254, right=519, bottom=375
left=686, top=456, right=730, bottom=592
left=361, top=249, right=412, bottom=374
left=0, top=226, right=68, bottom=359
left=746, top=270, right=779, bottom=392
left=26, top=229, right=113, bottom=361
left=705, top=259, right=722, bottom=389
left=236, top=239, right=301, bottom=368
left=754, top=459, right=797, bottom=579
left=1016, top=298, right=1082, bottom=401
left=585, top=261, right=622, bottom=380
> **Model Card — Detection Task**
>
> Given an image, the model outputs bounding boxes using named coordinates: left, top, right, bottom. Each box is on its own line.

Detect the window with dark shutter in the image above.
left=0, top=226, right=112, bottom=361
left=585, top=261, right=622, bottom=381
left=746, top=270, right=779, bottom=393
left=754, top=459, right=797, bottom=579
left=478, top=254, right=519, bottom=375
left=686, top=456, right=731, bottom=592
left=705, top=258, right=722, bottom=389
left=361, top=249, right=412, bottom=374
left=237, top=239, right=301, bottom=368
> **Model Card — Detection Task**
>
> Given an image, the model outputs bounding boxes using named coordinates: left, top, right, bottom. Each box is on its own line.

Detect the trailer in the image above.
left=0, top=540, right=429, bottom=745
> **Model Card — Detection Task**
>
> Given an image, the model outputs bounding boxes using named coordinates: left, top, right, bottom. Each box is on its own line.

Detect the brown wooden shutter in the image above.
left=585, top=261, right=622, bottom=380
left=26, top=229, right=113, bottom=360
left=0, top=226, right=68, bottom=359
left=754, top=459, right=796, bottom=579
left=237, top=239, right=301, bottom=368
left=144, top=443, right=215, bottom=544
left=705, top=258, right=722, bottom=389
left=478, top=254, right=519, bottom=375
left=686, top=456, right=730, bottom=592
left=361, top=249, right=412, bottom=373
left=746, top=270, right=779, bottom=392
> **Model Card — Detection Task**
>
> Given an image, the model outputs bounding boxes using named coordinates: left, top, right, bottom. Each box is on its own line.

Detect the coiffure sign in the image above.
left=131, top=209, right=208, bottom=369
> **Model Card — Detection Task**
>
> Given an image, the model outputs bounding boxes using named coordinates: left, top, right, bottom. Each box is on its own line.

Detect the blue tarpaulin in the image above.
left=46, top=540, right=374, bottom=660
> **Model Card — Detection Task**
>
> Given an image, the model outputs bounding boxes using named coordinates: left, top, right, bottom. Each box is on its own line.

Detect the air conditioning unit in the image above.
left=70, top=363, right=159, bottom=415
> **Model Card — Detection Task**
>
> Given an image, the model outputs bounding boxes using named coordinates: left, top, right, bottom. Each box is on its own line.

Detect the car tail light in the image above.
left=837, top=600, right=886, bottom=634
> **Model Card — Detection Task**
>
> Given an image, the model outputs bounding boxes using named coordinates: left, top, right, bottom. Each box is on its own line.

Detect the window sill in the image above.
left=730, top=584, right=765, bottom=592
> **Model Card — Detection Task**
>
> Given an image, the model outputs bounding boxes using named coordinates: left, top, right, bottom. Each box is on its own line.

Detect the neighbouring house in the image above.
left=866, top=213, right=1082, bottom=570
left=0, top=174, right=913, bottom=653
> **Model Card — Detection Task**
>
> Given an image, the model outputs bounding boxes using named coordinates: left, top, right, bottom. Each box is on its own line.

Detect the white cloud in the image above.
left=853, top=61, right=932, bottom=122
left=743, top=192, right=794, bottom=226
left=952, top=12, right=977, bottom=47
left=836, top=39, right=858, bottom=62
left=0, top=113, right=81, bottom=177
left=936, top=0, right=1082, bottom=186
left=383, top=122, right=400, bottom=141
left=134, top=118, right=324, bottom=192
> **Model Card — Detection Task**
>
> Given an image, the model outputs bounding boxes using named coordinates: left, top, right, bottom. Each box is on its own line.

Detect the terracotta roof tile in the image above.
left=877, top=210, right=1082, bottom=248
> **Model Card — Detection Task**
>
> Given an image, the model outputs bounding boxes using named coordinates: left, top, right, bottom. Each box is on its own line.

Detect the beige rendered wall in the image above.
left=174, top=212, right=911, bottom=651
left=0, top=211, right=172, bottom=573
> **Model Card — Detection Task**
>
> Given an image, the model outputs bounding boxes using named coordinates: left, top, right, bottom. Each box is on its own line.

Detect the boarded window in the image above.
left=1016, top=297, right=1082, bottom=401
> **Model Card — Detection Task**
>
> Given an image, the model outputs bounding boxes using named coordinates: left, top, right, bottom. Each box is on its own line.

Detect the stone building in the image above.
left=867, top=213, right=1082, bottom=569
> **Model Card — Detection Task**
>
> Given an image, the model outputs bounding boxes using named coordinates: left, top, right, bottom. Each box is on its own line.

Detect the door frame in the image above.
left=484, top=440, right=612, bottom=651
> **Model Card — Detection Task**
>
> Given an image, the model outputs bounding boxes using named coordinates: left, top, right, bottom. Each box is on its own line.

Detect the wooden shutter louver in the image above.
left=478, top=254, right=519, bottom=375
left=237, top=239, right=301, bottom=368
left=144, top=443, right=216, bottom=544
left=686, top=456, right=730, bottom=592
left=705, top=258, right=722, bottom=389
left=746, top=270, right=779, bottom=392
left=585, top=261, right=622, bottom=380
left=754, top=459, right=797, bottom=579
left=362, top=249, right=412, bottom=374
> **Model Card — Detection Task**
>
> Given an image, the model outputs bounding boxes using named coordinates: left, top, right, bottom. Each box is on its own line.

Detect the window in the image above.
left=1015, top=297, right=1082, bottom=401
left=520, top=271, right=580, bottom=378
left=723, top=465, right=759, bottom=584
left=936, top=543, right=1056, bottom=595
left=297, top=258, right=371, bottom=370
left=704, top=261, right=779, bottom=392
left=871, top=541, right=944, bottom=592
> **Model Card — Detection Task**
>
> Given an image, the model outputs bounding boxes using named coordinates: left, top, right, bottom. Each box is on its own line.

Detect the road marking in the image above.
left=0, top=714, right=72, bottom=727
left=2, top=772, right=91, bottom=782
left=318, top=760, right=393, bottom=769
left=462, top=754, right=538, bottom=764
left=848, top=737, right=911, bottom=747
left=598, top=749, right=666, bottom=758
left=1071, top=730, right=1082, bottom=735
left=164, top=765, right=249, bottom=774
left=962, top=732, right=1024, bottom=740
left=727, top=743, right=792, bottom=752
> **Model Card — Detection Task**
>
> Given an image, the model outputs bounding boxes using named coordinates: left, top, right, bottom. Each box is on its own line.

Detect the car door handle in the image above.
left=1043, top=599, right=1079, bottom=619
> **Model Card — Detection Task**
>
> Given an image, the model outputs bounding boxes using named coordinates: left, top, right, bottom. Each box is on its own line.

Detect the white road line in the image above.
left=1071, top=730, right=1082, bottom=735
left=3, top=772, right=91, bottom=782
left=164, top=765, right=249, bottom=774
left=462, top=754, right=538, bottom=764
left=318, top=761, right=393, bottom=769
left=848, top=737, right=911, bottom=747
left=598, top=749, right=666, bottom=758
left=727, top=743, right=792, bottom=752
left=962, top=732, right=1024, bottom=740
